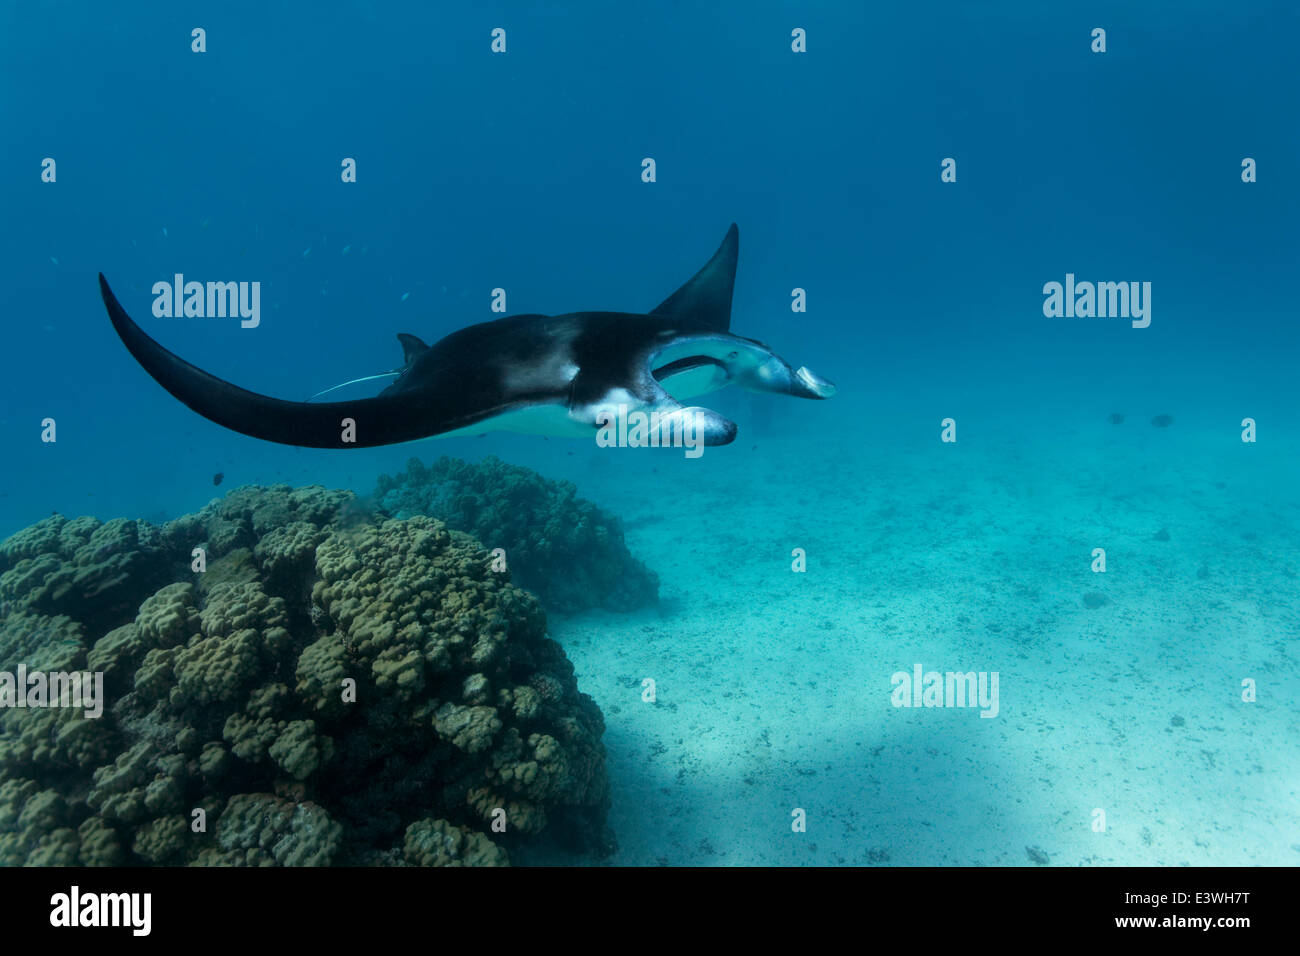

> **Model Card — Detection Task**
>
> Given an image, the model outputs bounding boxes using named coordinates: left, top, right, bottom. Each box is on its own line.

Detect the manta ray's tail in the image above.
left=306, top=371, right=401, bottom=402
left=99, top=274, right=462, bottom=448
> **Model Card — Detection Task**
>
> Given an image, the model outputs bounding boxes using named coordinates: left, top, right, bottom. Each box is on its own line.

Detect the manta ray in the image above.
left=97, top=224, right=835, bottom=449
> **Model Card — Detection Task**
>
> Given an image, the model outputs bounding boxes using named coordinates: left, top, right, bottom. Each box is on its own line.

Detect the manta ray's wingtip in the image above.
left=650, top=223, right=740, bottom=332
left=720, top=222, right=738, bottom=260
left=99, top=274, right=128, bottom=321
left=99, top=273, right=130, bottom=329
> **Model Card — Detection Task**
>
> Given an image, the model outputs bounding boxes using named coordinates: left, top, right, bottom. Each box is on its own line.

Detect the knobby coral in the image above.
left=0, top=485, right=613, bottom=866
left=376, top=456, right=658, bottom=614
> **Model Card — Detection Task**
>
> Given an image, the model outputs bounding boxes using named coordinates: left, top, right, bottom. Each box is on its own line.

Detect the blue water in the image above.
left=2, top=1, right=1298, bottom=865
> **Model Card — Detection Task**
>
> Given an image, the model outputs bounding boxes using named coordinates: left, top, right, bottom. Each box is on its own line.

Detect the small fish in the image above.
left=162, top=227, right=168, bottom=237
left=401, top=292, right=410, bottom=302
left=49, top=257, right=59, bottom=265
left=341, top=244, right=351, bottom=255
left=213, top=472, right=224, bottom=486
left=201, top=218, right=210, bottom=228
left=302, top=246, right=312, bottom=258
left=1107, top=413, right=1124, bottom=424
left=1151, top=414, right=1174, bottom=428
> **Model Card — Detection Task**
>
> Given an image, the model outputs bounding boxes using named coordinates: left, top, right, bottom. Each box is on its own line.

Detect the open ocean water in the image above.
left=1, top=0, right=1297, bottom=881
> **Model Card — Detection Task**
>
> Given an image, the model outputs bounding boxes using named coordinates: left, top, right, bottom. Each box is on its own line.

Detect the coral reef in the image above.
left=375, top=456, right=658, bottom=614
left=0, top=484, right=613, bottom=866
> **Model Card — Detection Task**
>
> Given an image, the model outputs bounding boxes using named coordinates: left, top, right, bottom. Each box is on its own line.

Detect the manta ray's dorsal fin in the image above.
left=650, top=223, right=738, bottom=332
left=397, top=333, right=430, bottom=366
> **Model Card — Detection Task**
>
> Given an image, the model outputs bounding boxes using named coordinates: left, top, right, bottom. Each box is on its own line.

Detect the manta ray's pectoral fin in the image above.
left=650, top=223, right=739, bottom=333
left=99, top=274, right=495, bottom=448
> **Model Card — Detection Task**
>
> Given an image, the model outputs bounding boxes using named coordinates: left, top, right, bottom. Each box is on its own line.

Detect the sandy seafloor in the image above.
left=535, top=416, right=1300, bottom=866
left=2, top=400, right=1297, bottom=867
